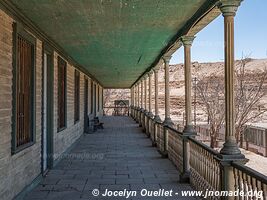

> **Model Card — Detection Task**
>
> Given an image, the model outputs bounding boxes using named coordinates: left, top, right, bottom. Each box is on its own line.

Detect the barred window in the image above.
left=12, top=23, right=36, bottom=154
left=15, top=36, right=35, bottom=148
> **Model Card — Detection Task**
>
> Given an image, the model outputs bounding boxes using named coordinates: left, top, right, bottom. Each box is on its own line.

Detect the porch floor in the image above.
left=24, top=116, right=198, bottom=200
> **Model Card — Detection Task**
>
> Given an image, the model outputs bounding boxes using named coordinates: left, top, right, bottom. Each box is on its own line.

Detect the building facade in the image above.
left=0, top=9, right=103, bottom=200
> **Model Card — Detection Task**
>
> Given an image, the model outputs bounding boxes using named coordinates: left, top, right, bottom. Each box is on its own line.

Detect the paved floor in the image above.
left=24, top=116, right=198, bottom=200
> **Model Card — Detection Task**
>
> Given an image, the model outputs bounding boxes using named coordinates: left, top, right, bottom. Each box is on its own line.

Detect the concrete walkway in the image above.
left=24, top=116, right=198, bottom=200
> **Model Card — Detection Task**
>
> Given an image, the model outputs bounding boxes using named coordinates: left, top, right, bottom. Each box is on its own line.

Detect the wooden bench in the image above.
left=90, top=117, right=104, bottom=132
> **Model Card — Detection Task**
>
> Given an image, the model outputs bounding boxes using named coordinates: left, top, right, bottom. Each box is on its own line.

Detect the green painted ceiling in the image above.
left=11, top=0, right=213, bottom=88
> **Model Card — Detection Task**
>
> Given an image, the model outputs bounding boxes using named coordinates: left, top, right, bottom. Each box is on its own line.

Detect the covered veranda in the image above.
left=24, top=116, right=198, bottom=200
left=0, top=0, right=266, bottom=200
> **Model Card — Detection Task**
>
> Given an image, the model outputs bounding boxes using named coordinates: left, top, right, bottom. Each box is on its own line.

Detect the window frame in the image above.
left=11, top=23, right=36, bottom=154
left=57, top=56, right=67, bottom=132
left=74, top=69, right=80, bottom=123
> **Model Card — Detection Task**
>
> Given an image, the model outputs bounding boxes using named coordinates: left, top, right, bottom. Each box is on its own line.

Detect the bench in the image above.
left=90, top=117, right=104, bottom=132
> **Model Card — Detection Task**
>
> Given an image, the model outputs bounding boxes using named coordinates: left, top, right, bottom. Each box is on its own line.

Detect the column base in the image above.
left=218, top=140, right=248, bottom=168
left=147, top=112, right=153, bottom=118
left=216, top=152, right=248, bottom=192
left=179, top=171, right=190, bottom=183
left=154, top=115, right=162, bottom=123
left=220, top=140, right=244, bottom=157
left=163, top=117, right=174, bottom=128
left=152, top=141, right=157, bottom=147
left=183, top=124, right=196, bottom=135
left=158, top=150, right=168, bottom=158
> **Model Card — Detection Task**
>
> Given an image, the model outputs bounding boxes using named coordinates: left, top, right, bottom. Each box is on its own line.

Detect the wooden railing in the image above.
left=242, top=126, right=267, bottom=157
left=103, top=106, right=129, bottom=116
left=189, top=137, right=221, bottom=199
left=144, top=114, right=149, bottom=134
left=149, top=118, right=155, bottom=139
left=232, top=162, right=267, bottom=200
left=167, top=127, right=184, bottom=173
left=141, top=112, right=146, bottom=131
left=138, top=110, right=142, bottom=126
left=157, top=122, right=165, bottom=153
left=131, top=107, right=267, bottom=200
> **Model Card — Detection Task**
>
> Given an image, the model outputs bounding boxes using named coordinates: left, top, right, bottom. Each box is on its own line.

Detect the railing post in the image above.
left=217, top=1, right=247, bottom=198
left=180, top=36, right=197, bottom=183
left=153, top=65, right=162, bottom=147
left=162, top=56, right=174, bottom=157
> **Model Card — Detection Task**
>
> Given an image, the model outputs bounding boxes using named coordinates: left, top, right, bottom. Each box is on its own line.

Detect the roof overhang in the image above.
left=1, top=0, right=220, bottom=88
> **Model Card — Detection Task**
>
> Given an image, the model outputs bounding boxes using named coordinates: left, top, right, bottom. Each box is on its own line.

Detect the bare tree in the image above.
left=234, top=58, right=267, bottom=146
left=103, top=89, right=113, bottom=107
left=196, top=74, right=225, bottom=148
left=196, top=58, right=267, bottom=148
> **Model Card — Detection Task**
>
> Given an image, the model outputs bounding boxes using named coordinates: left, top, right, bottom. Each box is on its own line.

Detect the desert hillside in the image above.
left=104, top=58, right=267, bottom=125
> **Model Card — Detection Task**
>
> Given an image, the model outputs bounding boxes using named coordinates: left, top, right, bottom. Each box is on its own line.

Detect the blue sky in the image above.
left=170, top=0, right=267, bottom=64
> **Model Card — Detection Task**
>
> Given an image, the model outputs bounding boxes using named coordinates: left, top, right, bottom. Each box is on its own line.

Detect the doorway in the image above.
left=42, top=47, right=54, bottom=174
left=84, top=77, right=89, bottom=133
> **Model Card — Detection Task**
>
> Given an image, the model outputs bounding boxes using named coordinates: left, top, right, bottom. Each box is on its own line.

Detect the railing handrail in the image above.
left=104, top=106, right=129, bottom=108
left=231, top=162, right=267, bottom=184
left=132, top=107, right=267, bottom=197
left=154, top=120, right=163, bottom=125
left=165, top=126, right=183, bottom=136
left=188, top=136, right=219, bottom=156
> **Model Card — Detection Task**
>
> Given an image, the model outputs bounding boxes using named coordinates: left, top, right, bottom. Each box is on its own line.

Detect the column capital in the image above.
left=153, top=65, right=161, bottom=73
left=143, top=73, right=149, bottom=79
left=162, top=56, right=172, bottom=64
left=148, top=71, right=153, bottom=77
left=181, top=36, right=195, bottom=47
left=218, top=0, right=242, bottom=16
